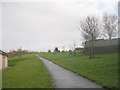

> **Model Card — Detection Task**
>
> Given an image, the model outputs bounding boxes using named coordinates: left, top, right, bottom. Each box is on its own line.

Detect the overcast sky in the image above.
left=0, top=0, right=118, bottom=52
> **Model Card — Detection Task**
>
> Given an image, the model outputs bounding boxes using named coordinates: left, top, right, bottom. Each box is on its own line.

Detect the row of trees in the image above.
left=78, top=13, right=118, bottom=58
left=48, top=47, right=60, bottom=53
left=8, top=48, right=33, bottom=57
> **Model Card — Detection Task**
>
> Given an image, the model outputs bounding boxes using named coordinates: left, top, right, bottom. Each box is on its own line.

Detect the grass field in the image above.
left=3, top=54, right=54, bottom=88
left=40, top=52, right=118, bottom=89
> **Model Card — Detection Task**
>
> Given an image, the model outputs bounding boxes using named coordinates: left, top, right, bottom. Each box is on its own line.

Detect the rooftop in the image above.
left=0, top=50, right=8, bottom=57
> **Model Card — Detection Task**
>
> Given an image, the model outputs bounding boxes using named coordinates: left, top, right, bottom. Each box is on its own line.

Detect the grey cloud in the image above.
left=2, top=1, right=117, bottom=52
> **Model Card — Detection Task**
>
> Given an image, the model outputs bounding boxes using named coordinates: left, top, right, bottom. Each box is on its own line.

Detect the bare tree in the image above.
left=62, top=46, right=65, bottom=52
left=69, top=45, right=72, bottom=55
left=73, top=41, right=76, bottom=56
left=103, top=13, right=118, bottom=39
left=78, top=16, right=100, bottom=58
left=103, top=13, right=118, bottom=52
left=118, top=16, right=120, bottom=38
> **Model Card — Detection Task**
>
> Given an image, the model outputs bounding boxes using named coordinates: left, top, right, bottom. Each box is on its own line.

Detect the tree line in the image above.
left=8, top=48, right=34, bottom=57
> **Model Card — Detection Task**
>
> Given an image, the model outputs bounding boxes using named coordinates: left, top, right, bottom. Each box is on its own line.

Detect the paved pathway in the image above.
left=37, top=56, right=106, bottom=89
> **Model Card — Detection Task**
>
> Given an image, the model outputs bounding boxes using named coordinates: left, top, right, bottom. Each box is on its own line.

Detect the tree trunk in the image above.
left=109, top=35, right=112, bottom=52
left=89, top=33, right=95, bottom=59
left=89, top=40, right=95, bottom=59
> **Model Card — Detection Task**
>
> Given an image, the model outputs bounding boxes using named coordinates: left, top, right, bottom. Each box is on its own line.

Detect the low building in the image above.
left=84, top=38, right=119, bottom=54
left=0, top=50, right=8, bottom=70
left=75, top=47, right=84, bottom=52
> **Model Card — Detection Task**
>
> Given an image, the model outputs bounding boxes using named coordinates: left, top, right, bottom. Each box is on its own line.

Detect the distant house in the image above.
left=84, top=38, right=119, bottom=54
left=0, top=50, right=8, bottom=70
left=75, top=47, right=84, bottom=52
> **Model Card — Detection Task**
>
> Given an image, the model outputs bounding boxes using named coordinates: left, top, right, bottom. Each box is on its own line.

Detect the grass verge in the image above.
left=3, top=54, right=54, bottom=88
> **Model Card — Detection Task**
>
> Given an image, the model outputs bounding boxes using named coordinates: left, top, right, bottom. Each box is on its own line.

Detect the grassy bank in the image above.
left=3, top=54, right=54, bottom=88
left=40, top=52, right=118, bottom=89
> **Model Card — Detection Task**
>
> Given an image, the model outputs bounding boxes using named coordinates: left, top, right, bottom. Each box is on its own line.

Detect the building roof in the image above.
left=0, top=50, right=8, bottom=57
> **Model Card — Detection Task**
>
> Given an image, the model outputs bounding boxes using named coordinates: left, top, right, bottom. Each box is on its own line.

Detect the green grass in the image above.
left=40, top=52, right=118, bottom=89
left=3, top=54, right=54, bottom=88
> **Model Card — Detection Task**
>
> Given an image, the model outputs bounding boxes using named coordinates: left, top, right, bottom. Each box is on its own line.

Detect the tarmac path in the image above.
left=37, top=55, right=106, bottom=89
